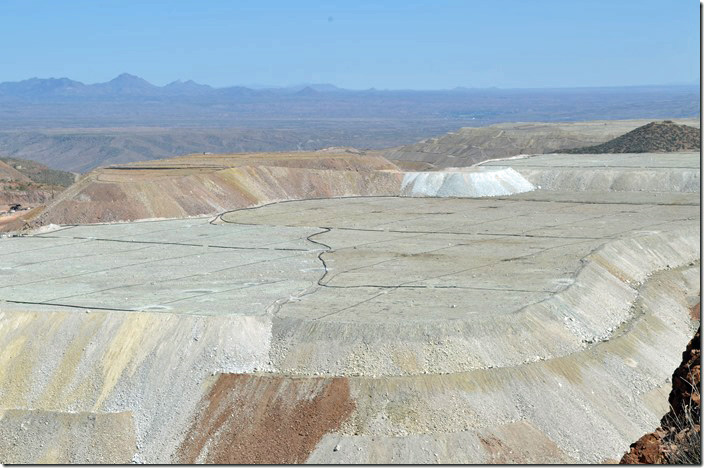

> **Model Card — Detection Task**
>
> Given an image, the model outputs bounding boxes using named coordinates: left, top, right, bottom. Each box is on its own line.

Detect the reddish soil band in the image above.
left=178, top=373, right=355, bottom=464
left=690, top=303, right=700, bottom=321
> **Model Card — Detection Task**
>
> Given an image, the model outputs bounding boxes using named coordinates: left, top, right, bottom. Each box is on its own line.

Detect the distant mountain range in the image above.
left=0, top=73, right=698, bottom=101
left=0, top=74, right=698, bottom=169
left=0, top=73, right=351, bottom=99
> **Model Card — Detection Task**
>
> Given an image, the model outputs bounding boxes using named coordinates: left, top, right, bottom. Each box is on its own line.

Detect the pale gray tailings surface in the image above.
left=0, top=152, right=699, bottom=463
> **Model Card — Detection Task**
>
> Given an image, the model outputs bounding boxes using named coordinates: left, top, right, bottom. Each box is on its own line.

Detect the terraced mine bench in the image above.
left=0, top=152, right=699, bottom=463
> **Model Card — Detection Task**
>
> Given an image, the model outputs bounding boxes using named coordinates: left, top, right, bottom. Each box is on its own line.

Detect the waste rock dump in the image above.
left=0, top=150, right=699, bottom=463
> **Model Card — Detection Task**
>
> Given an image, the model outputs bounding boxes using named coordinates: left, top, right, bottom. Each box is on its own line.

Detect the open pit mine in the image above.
left=0, top=149, right=699, bottom=463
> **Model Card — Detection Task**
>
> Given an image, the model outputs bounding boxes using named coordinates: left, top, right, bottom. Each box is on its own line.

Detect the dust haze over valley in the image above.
left=0, top=74, right=697, bottom=171
left=0, top=0, right=701, bottom=465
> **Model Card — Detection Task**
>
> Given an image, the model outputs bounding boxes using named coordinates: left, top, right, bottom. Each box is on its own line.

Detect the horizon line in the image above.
left=1, top=73, right=698, bottom=93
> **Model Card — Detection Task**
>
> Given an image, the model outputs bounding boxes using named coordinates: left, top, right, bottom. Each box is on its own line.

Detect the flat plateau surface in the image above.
left=0, top=152, right=700, bottom=464
left=3, top=193, right=696, bottom=319
left=481, top=152, right=700, bottom=168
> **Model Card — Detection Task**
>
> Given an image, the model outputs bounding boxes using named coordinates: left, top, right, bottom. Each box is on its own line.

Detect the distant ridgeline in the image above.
left=0, top=75, right=699, bottom=173
left=0, top=75, right=698, bottom=129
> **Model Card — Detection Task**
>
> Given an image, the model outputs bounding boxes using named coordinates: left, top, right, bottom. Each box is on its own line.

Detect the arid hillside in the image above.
left=0, top=156, right=75, bottom=186
left=21, top=151, right=403, bottom=228
left=0, top=126, right=459, bottom=173
left=381, top=118, right=700, bottom=169
left=0, top=156, right=74, bottom=230
left=0, top=156, right=75, bottom=203
left=562, top=121, right=700, bottom=154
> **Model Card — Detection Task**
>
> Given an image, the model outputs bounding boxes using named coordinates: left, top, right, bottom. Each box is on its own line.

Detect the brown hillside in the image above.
left=562, top=121, right=700, bottom=154
left=0, top=157, right=74, bottom=208
left=0, top=160, right=32, bottom=183
left=381, top=119, right=699, bottom=168
left=19, top=151, right=403, bottom=229
left=0, top=157, right=75, bottom=232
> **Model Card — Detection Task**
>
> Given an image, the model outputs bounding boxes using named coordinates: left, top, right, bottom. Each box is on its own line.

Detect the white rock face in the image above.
left=401, top=167, right=535, bottom=198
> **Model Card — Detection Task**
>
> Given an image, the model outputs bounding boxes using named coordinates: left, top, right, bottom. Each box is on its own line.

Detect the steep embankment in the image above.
left=27, top=152, right=404, bottom=227
left=562, top=121, right=700, bottom=154
left=25, top=150, right=547, bottom=228
left=20, top=149, right=702, bottom=229
left=620, top=324, right=701, bottom=464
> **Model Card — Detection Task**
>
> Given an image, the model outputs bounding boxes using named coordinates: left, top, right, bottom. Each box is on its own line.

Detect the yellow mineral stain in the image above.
left=452, top=368, right=509, bottom=394
left=216, top=169, right=259, bottom=204
left=37, top=444, right=62, bottom=464
left=0, top=334, right=31, bottom=406
left=390, top=348, right=420, bottom=374
left=0, top=335, right=27, bottom=382
left=93, top=313, right=161, bottom=410
left=0, top=310, right=38, bottom=333
left=591, top=254, right=633, bottom=284
left=39, top=313, right=105, bottom=409
left=543, top=353, right=585, bottom=386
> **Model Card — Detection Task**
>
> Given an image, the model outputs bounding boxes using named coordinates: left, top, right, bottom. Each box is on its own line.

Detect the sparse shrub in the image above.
left=664, top=383, right=701, bottom=464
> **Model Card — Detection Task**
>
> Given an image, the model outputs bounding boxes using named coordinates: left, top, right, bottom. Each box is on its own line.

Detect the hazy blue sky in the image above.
left=0, top=0, right=698, bottom=89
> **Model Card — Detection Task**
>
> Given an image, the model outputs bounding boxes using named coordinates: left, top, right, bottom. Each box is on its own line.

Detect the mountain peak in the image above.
left=165, top=79, right=209, bottom=88
left=109, top=73, right=152, bottom=85
left=96, top=74, right=157, bottom=94
left=112, top=72, right=142, bottom=80
left=163, top=79, right=213, bottom=95
left=295, top=86, right=318, bottom=96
